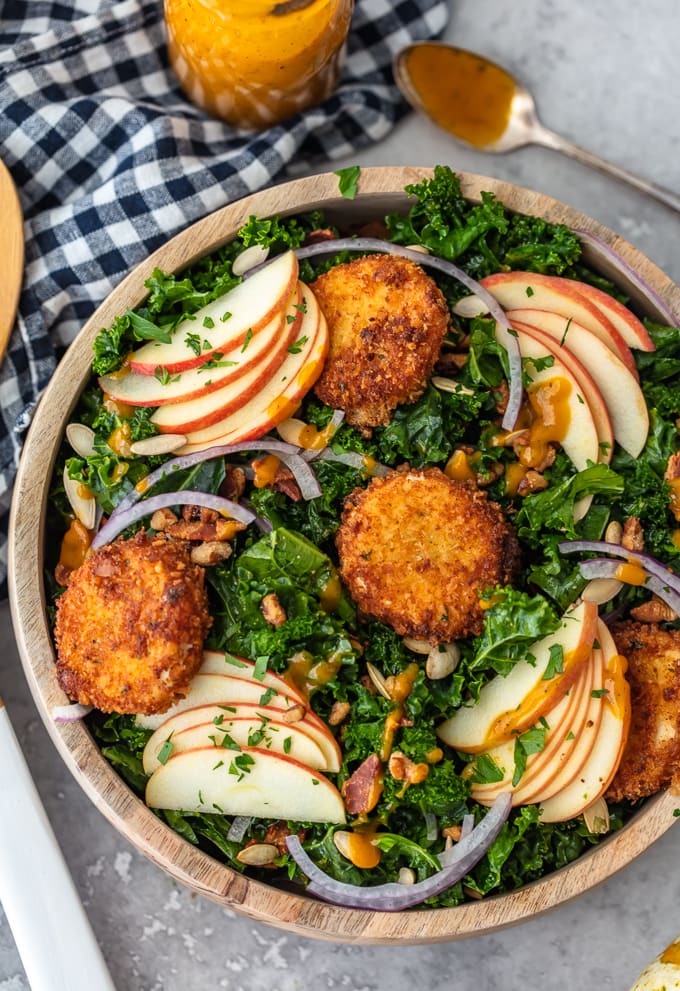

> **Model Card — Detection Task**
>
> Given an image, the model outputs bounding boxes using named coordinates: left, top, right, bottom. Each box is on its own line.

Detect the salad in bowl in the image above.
left=17, top=166, right=680, bottom=933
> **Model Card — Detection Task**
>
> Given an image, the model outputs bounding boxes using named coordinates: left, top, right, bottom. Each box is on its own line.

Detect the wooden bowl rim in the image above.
left=8, top=166, right=680, bottom=944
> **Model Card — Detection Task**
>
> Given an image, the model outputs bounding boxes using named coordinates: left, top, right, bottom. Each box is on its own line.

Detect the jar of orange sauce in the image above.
left=164, top=0, right=354, bottom=129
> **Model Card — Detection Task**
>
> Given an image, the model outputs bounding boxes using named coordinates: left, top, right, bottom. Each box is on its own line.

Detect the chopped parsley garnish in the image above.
left=512, top=723, right=548, bottom=786
left=154, top=365, right=181, bottom=385
left=542, top=644, right=564, bottom=680
left=283, top=736, right=292, bottom=754
left=203, top=316, right=215, bottom=329
left=241, top=328, right=253, bottom=351
left=221, top=311, right=232, bottom=322
left=224, top=654, right=248, bottom=669
left=591, top=688, right=610, bottom=699
left=184, top=331, right=202, bottom=355
left=288, top=336, right=309, bottom=354
left=258, top=687, right=277, bottom=706
left=229, top=753, right=256, bottom=780
left=157, top=736, right=174, bottom=765
left=253, top=656, right=269, bottom=681
left=334, top=165, right=360, bottom=200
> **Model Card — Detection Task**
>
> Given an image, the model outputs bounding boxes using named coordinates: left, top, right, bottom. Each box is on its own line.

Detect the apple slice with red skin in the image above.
left=141, top=700, right=341, bottom=773
left=497, top=324, right=608, bottom=472
left=539, top=621, right=631, bottom=822
left=130, top=250, right=299, bottom=375
left=481, top=272, right=639, bottom=379
left=135, top=673, right=329, bottom=734
left=99, top=287, right=302, bottom=407
left=178, top=291, right=328, bottom=452
left=470, top=658, right=589, bottom=804
left=145, top=745, right=346, bottom=823
left=509, top=309, right=649, bottom=457
left=198, top=650, right=308, bottom=706
left=513, top=323, right=614, bottom=471
left=437, top=601, right=599, bottom=753
left=512, top=639, right=602, bottom=806
left=546, top=277, right=655, bottom=352
left=153, top=283, right=323, bottom=436
left=143, top=714, right=329, bottom=775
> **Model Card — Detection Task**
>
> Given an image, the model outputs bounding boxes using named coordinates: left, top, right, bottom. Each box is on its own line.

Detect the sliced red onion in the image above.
left=294, top=238, right=523, bottom=431
left=558, top=540, right=680, bottom=601
left=111, top=440, right=303, bottom=519
left=285, top=793, right=511, bottom=911
left=577, top=557, right=680, bottom=615
left=51, top=703, right=93, bottom=723
left=424, top=812, right=438, bottom=843
left=241, top=499, right=273, bottom=534
left=460, top=814, right=475, bottom=843
left=574, top=229, right=678, bottom=327
left=310, top=448, right=390, bottom=477
left=91, top=491, right=254, bottom=550
left=227, top=815, right=253, bottom=842
left=275, top=451, right=321, bottom=500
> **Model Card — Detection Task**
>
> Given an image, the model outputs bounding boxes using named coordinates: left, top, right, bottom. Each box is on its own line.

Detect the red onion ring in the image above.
left=577, top=557, right=680, bottom=615
left=293, top=238, right=523, bottom=431
left=90, top=491, right=254, bottom=550
left=558, top=539, right=680, bottom=600
left=226, top=816, right=253, bottom=843
left=51, top=703, right=93, bottom=723
left=285, top=793, right=511, bottom=911
left=574, top=229, right=678, bottom=326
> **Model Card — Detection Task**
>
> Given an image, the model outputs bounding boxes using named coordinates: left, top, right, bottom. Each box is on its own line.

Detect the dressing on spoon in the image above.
left=394, top=42, right=680, bottom=213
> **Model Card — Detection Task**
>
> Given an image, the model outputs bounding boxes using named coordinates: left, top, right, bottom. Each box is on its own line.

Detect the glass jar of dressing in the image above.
left=164, top=0, right=354, bottom=129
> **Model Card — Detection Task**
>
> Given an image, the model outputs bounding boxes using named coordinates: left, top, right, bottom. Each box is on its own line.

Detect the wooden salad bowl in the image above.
left=8, top=167, right=680, bottom=944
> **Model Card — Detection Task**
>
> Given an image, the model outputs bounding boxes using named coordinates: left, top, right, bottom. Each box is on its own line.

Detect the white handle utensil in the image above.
left=0, top=697, right=117, bottom=991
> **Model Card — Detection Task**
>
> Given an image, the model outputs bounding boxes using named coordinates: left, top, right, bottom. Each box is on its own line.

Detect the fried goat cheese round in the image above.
left=336, top=468, right=520, bottom=643
left=54, top=531, right=212, bottom=715
left=310, top=254, right=450, bottom=431
left=606, top=621, right=680, bottom=803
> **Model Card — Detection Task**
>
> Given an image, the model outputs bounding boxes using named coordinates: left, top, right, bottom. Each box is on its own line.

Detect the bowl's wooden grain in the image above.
left=8, top=167, right=680, bottom=943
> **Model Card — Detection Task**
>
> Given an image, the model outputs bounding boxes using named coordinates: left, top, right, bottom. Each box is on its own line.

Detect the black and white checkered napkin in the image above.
left=0, top=0, right=448, bottom=588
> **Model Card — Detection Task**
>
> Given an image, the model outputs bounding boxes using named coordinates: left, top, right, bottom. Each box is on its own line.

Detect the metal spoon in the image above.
left=393, top=42, right=680, bottom=214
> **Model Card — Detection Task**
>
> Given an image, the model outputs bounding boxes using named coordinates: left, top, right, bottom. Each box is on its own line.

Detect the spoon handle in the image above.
left=0, top=697, right=117, bottom=991
left=534, top=125, right=680, bottom=214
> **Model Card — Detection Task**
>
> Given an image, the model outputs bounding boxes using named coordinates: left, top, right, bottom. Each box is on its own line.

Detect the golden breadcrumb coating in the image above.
left=311, top=254, right=450, bottom=431
left=336, top=468, right=520, bottom=643
left=54, top=531, right=211, bottom=714
left=606, top=621, right=680, bottom=803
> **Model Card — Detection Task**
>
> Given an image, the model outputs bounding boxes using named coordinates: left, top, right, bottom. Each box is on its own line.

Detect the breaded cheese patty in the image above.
left=606, top=621, right=680, bottom=802
left=336, top=468, right=520, bottom=643
left=54, top=531, right=211, bottom=714
left=311, top=254, right=450, bottom=431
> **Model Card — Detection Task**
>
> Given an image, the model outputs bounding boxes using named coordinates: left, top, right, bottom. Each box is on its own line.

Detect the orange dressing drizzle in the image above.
left=673, top=529, right=680, bottom=550
left=298, top=421, right=335, bottom=451
left=58, top=519, right=93, bottom=572
left=103, top=394, right=135, bottom=419
left=252, top=454, right=280, bottom=488
left=319, top=572, right=342, bottom=613
left=504, top=462, right=527, bottom=496
left=522, top=378, right=572, bottom=468
left=614, top=561, right=647, bottom=586
left=401, top=45, right=515, bottom=147
left=285, top=650, right=343, bottom=697
left=444, top=449, right=476, bottom=482
left=668, top=478, right=680, bottom=522
left=380, top=663, right=419, bottom=761
left=603, top=653, right=629, bottom=721
left=345, top=827, right=381, bottom=869
left=107, top=422, right=133, bottom=457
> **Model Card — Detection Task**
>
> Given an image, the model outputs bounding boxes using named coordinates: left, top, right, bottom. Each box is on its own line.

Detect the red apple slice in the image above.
left=198, top=650, right=307, bottom=705
left=178, top=291, right=328, bottom=452
left=145, top=746, right=346, bottom=823
left=130, top=250, right=299, bottom=375
left=437, top=601, right=598, bottom=753
left=513, top=317, right=614, bottom=471
left=471, top=661, right=587, bottom=804
left=509, top=310, right=649, bottom=457
left=141, top=701, right=341, bottom=773
left=551, top=277, right=655, bottom=352
left=511, top=640, right=603, bottom=806
left=153, top=284, right=323, bottom=436
left=99, top=287, right=302, bottom=407
left=143, top=715, right=329, bottom=774
left=136, top=673, right=323, bottom=732
left=481, top=272, right=639, bottom=379
left=499, top=324, right=608, bottom=472
left=539, top=621, right=631, bottom=822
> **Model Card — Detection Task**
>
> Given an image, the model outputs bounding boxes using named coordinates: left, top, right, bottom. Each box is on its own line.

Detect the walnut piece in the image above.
left=328, top=701, right=351, bottom=726
left=261, top=592, right=287, bottom=627
left=622, top=516, right=644, bottom=552
left=387, top=751, right=430, bottom=786
left=190, top=541, right=232, bottom=566
left=630, top=596, right=678, bottom=623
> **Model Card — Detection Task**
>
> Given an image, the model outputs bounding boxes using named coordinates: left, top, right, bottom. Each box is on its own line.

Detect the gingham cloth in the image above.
left=0, top=0, right=448, bottom=590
